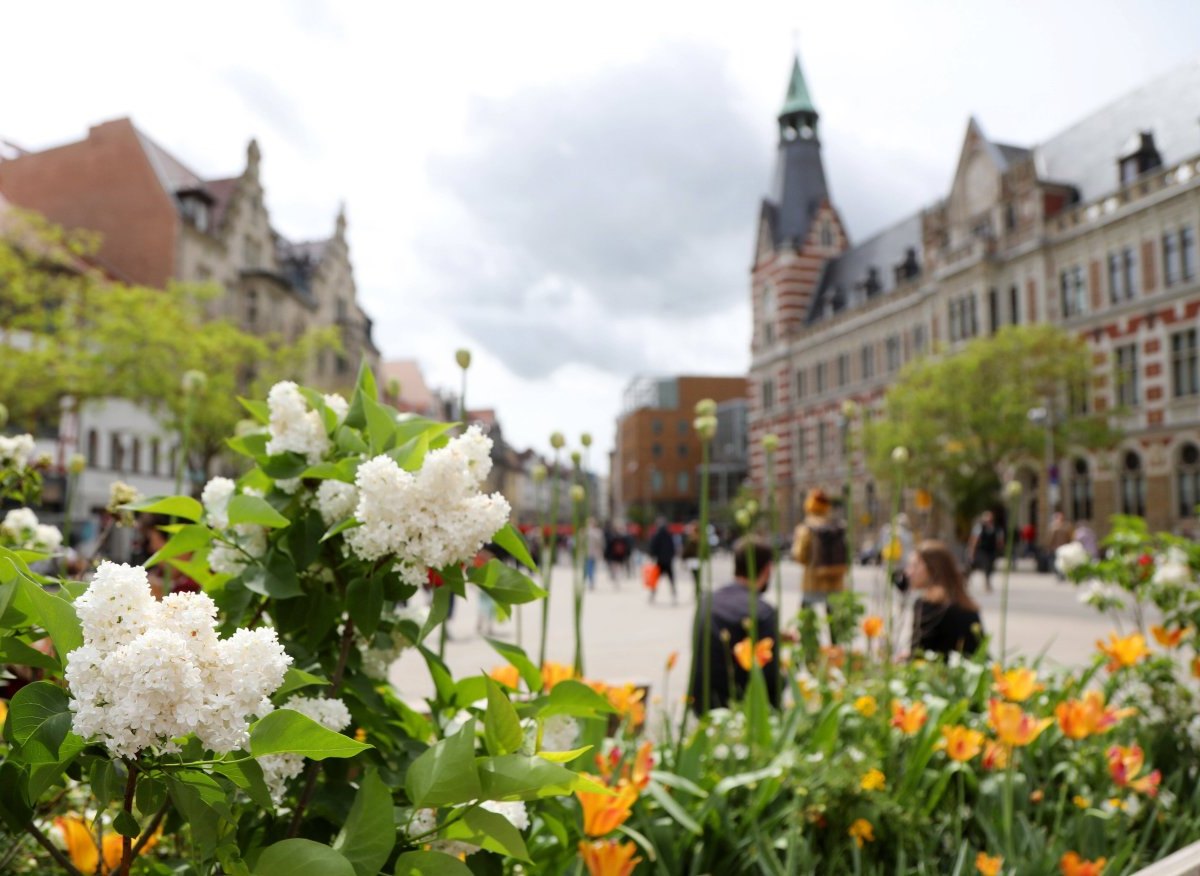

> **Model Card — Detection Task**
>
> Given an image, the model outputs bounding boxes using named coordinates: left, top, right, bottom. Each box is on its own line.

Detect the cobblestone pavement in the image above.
left=389, top=552, right=1125, bottom=707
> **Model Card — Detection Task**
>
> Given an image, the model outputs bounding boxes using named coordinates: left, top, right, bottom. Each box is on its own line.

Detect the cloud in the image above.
left=421, top=42, right=768, bottom=378
left=222, top=68, right=317, bottom=153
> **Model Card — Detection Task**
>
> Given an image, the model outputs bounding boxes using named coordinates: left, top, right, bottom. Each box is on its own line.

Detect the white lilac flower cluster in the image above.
left=64, top=562, right=291, bottom=758
left=1077, top=580, right=1126, bottom=612
left=0, top=507, right=63, bottom=552
left=264, top=382, right=332, bottom=463
left=345, top=426, right=511, bottom=583
left=259, top=695, right=352, bottom=804
left=201, top=477, right=268, bottom=576
left=539, top=714, right=579, bottom=752
left=1152, top=547, right=1194, bottom=589
left=0, top=433, right=35, bottom=470
left=406, top=801, right=529, bottom=857
left=358, top=603, right=429, bottom=680
left=316, top=479, right=358, bottom=526
left=1055, top=541, right=1091, bottom=576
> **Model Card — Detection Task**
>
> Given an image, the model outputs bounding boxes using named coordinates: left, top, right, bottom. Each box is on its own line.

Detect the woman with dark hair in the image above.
left=905, top=539, right=984, bottom=658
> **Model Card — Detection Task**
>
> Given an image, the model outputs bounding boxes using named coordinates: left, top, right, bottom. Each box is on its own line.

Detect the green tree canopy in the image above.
left=0, top=208, right=338, bottom=479
left=862, top=324, right=1120, bottom=527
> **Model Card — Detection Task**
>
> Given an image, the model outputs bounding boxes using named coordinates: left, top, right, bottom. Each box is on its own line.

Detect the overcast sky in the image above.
left=6, top=1, right=1200, bottom=467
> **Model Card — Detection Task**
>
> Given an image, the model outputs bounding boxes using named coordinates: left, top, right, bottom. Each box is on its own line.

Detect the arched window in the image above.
left=1070, top=457, right=1093, bottom=521
left=761, top=286, right=776, bottom=346
left=1119, top=450, right=1146, bottom=517
left=1177, top=442, right=1200, bottom=518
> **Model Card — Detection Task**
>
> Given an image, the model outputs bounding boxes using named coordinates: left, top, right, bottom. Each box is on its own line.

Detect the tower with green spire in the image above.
left=779, top=55, right=819, bottom=141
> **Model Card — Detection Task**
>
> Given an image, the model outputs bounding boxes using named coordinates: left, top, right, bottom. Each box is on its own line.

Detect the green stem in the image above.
left=699, top=438, right=714, bottom=715
left=60, top=470, right=78, bottom=578
left=572, top=475, right=586, bottom=677
left=1000, top=501, right=1017, bottom=663
left=883, top=470, right=904, bottom=666
left=175, top=395, right=194, bottom=497
left=539, top=453, right=560, bottom=667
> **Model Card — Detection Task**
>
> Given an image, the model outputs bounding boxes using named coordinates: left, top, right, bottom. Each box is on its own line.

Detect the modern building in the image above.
left=613, top=375, right=748, bottom=523
left=0, top=117, right=379, bottom=385
left=748, top=55, right=1200, bottom=540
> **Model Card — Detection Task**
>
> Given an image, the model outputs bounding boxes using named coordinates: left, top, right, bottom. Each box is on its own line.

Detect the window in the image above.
left=1177, top=442, right=1200, bottom=518
left=246, top=289, right=258, bottom=327
left=762, top=378, right=775, bottom=411
left=1070, top=458, right=1093, bottom=521
left=1122, top=247, right=1137, bottom=299
left=913, top=325, right=927, bottom=353
left=837, top=354, right=849, bottom=388
left=860, top=344, right=875, bottom=380
left=795, top=369, right=807, bottom=400
left=651, top=470, right=663, bottom=493
left=652, top=443, right=662, bottom=459
left=815, top=363, right=827, bottom=394
left=652, top=419, right=663, bottom=435
left=1108, top=253, right=1121, bottom=304
left=130, top=438, right=141, bottom=474
left=817, top=422, right=829, bottom=461
left=820, top=221, right=833, bottom=247
left=1009, top=285, right=1020, bottom=325
left=988, top=287, right=999, bottom=334
left=1115, top=344, right=1139, bottom=406
left=1120, top=450, right=1146, bottom=517
left=968, top=294, right=978, bottom=337
left=1059, top=266, right=1086, bottom=317
left=677, top=419, right=688, bottom=435
left=243, top=236, right=261, bottom=268
left=1183, top=226, right=1196, bottom=281
left=885, top=335, right=901, bottom=373
left=761, top=286, right=776, bottom=346
left=948, top=299, right=960, bottom=342
left=795, top=425, right=806, bottom=466
left=110, top=434, right=123, bottom=472
left=150, top=438, right=161, bottom=476
left=1172, top=329, right=1199, bottom=397
left=677, top=472, right=690, bottom=493
left=87, top=429, right=98, bottom=466
left=677, top=443, right=688, bottom=459
left=1164, top=232, right=1179, bottom=287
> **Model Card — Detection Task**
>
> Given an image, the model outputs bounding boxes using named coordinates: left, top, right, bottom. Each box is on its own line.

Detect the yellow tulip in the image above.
left=976, top=851, right=1003, bottom=876
left=991, top=664, right=1043, bottom=702
left=860, top=769, right=886, bottom=792
left=987, top=699, right=1052, bottom=748
left=1096, top=632, right=1149, bottom=671
left=848, top=818, right=875, bottom=848
left=577, top=780, right=638, bottom=837
left=937, top=725, right=984, bottom=762
left=853, top=695, right=877, bottom=718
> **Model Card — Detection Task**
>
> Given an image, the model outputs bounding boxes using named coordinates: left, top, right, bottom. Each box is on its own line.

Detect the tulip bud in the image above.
left=841, top=400, right=860, bottom=420
left=455, top=348, right=472, bottom=370
left=1004, top=480, right=1023, bottom=500
left=549, top=432, right=565, bottom=450
left=570, top=450, right=582, bottom=466
left=734, top=508, right=752, bottom=530
left=693, top=415, right=717, bottom=441
left=580, top=433, right=593, bottom=448
left=695, top=398, right=717, bottom=417
left=33, top=452, right=53, bottom=470
left=68, top=453, right=87, bottom=475
left=891, top=446, right=909, bottom=465
left=762, top=433, right=780, bottom=452
left=181, top=370, right=208, bottom=395
left=532, top=464, right=548, bottom=483
left=570, top=484, right=586, bottom=504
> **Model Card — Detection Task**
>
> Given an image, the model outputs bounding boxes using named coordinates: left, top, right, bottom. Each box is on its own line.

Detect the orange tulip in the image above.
left=821, top=644, right=846, bottom=668
left=489, top=664, right=521, bottom=689
left=890, top=700, right=928, bottom=734
left=579, top=839, right=642, bottom=876
left=987, top=699, right=1052, bottom=748
left=665, top=651, right=679, bottom=671
left=1106, top=744, right=1161, bottom=796
left=733, top=637, right=774, bottom=671
left=848, top=818, right=875, bottom=848
left=542, top=661, right=577, bottom=691
left=976, top=851, right=1003, bottom=876
left=981, top=739, right=1009, bottom=770
left=1060, top=851, right=1107, bottom=875
left=1095, top=632, right=1149, bottom=671
left=1150, top=624, right=1190, bottom=648
left=577, top=780, right=639, bottom=837
left=1055, top=690, right=1135, bottom=740
left=604, top=683, right=646, bottom=729
left=992, top=664, right=1043, bottom=702
left=631, top=741, right=654, bottom=790
left=55, top=815, right=160, bottom=873
left=862, top=616, right=884, bottom=639
left=937, top=725, right=985, bottom=762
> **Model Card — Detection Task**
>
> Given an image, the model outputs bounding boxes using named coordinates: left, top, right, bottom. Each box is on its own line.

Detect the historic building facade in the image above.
left=749, top=57, right=1200, bottom=540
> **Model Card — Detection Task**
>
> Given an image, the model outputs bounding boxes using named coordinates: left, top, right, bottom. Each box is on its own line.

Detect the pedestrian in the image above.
left=648, top=517, right=677, bottom=603
left=1073, top=522, right=1100, bottom=560
left=966, top=510, right=1004, bottom=593
left=689, top=536, right=781, bottom=713
left=584, top=517, right=604, bottom=590
left=790, top=488, right=848, bottom=640
left=1047, top=511, right=1074, bottom=580
left=906, top=540, right=984, bottom=659
left=878, top=512, right=913, bottom=569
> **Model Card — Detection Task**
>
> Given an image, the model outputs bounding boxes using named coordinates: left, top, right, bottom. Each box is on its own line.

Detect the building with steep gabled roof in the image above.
left=0, top=117, right=379, bottom=389
left=750, top=56, right=1200, bottom=540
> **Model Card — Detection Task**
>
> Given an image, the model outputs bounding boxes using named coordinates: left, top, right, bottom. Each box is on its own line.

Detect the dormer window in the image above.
left=178, top=189, right=213, bottom=233
left=831, top=286, right=846, bottom=312
left=863, top=268, right=881, bottom=299
left=1118, top=131, right=1162, bottom=186
left=894, top=247, right=921, bottom=283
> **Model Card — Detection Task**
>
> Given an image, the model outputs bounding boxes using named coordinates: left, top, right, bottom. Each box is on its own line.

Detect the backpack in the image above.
left=811, top=524, right=848, bottom=568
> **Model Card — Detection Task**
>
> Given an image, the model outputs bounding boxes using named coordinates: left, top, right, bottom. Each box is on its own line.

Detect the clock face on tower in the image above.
left=783, top=125, right=798, bottom=141
left=799, top=124, right=814, bottom=139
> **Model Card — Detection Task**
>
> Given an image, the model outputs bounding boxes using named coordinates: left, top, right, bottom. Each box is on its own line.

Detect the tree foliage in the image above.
left=862, top=324, right=1120, bottom=525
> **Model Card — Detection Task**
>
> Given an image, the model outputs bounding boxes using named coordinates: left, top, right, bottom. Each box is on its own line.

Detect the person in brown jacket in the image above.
left=791, top=488, right=849, bottom=616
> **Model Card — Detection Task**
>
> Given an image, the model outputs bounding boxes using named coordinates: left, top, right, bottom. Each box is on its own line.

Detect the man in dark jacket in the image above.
left=689, top=537, right=781, bottom=713
left=648, top=517, right=677, bottom=603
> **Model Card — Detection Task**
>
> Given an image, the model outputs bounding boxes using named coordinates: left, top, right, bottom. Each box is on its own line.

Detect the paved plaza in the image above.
left=389, top=552, right=1129, bottom=706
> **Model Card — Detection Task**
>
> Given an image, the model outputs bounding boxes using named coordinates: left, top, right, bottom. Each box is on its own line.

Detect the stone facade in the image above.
left=749, top=57, right=1200, bottom=542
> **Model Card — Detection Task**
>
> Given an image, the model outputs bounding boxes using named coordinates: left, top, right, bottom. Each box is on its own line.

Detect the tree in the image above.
left=0, top=208, right=339, bottom=482
left=862, top=324, right=1120, bottom=533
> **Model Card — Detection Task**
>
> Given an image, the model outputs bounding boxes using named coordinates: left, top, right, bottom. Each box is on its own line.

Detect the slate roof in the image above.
left=767, top=138, right=830, bottom=248
left=808, top=213, right=923, bottom=324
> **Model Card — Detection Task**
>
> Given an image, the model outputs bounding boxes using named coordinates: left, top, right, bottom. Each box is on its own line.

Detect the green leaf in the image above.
left=146, top=523, right=215, bottom=567
left=527, top=680, right=615, bottom=719
left=27, top=733, right=85, bottom=799
left=249, top=709, right=372, bottom=760
left=364, top=396, right=398, bottom=453
left=484, top=638, right=543, bottom=693
left=301, top=459, right=357, bottom=482
left=0, top=762, right=33, bottom=830
left=213, top=756, right=275, bottom=811
left=493, top=523, right=536, bottom=571
left=90, top=759, right=120, bottom=806
left=347, top=576, right=384, bottom=639
left=10, top=569, right=83, bottom=661
left=470, top=560, right=546, bottom=607
left=444, top=806, right=531, bottom=861
left=228, top=494, right=291, bottom=528
left=260, top=452, right=309, bottom=480
left=227, top=431, right=269, bottom=458
left=239, top=397, right=270, bottom=424
left=167, top=771, right=226, bottom=848
left=244, top=550, right=303, bottom=599
left=113, top=809, right=140, bottom=838
left=275, top=668, right=331, bottom=701
left=419, top=646, right=457, bottom=706
left=0, top=635, right=60, bottom=672
left=483, top=678, right=523, bottom=757
left=332, top=771, right=395, bottom=876
left=537, top=745, right=592, bottom=763
left=321, top=516, right=363, bottom=543
left=8, top=681, right=72, bottom=763
left=254, top=839, right=356, bottom=876
left=393, top=851, right=472, bottom=876
left=646, top=780, right=702, bottom=835
left=123, top=494, right=204, bottom=521
left=477, top=754, right=605, bottom=801
left=420, top=586, right=451, bottom=644
left=404, top=721, right=482, bottom=808
left=135, top=775, right=167, bottom=818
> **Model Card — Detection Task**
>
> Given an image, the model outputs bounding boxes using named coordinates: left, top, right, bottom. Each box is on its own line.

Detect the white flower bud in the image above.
left=891, top=446, right=909, bottom=464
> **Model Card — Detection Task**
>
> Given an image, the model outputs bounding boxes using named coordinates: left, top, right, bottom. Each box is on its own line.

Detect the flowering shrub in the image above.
left=0, top=366, right=606, bottom=875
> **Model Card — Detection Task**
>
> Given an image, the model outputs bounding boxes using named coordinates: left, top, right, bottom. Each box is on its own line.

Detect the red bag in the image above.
left=642, top=563, right=660, bottom=591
